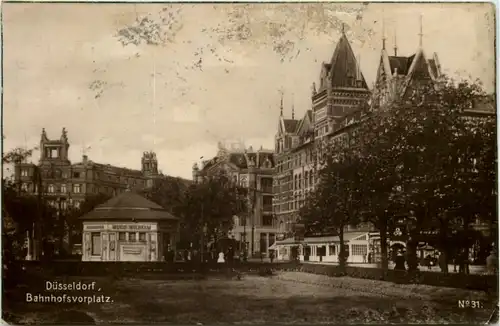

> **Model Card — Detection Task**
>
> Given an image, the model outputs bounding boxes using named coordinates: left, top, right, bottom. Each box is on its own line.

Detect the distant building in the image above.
left=192, top=141, right=277, bottom=258
left=14, top=128, right=165, bottom=210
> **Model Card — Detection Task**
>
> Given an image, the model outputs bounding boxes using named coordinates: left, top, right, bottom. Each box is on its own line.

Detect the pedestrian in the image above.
left=260, top=252, right=264, bottom=263
left=363, top=253, right=367, bottom=263
left=394, top=251, right=406, bottom=271
left=486, top=250, right=498, bottom=275
left=367, top=252, right=372, bottom=264
left=217, top=251, right=225, bottom=263
left=269, top=250, right=275, bottom=263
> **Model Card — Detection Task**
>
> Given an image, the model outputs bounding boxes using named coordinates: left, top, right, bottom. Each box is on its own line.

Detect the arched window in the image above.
left=305, top=171, right=309, bottom=188
left=48, top=184, right=55, bottom=193
left=310, top=173, right=314, bottom=187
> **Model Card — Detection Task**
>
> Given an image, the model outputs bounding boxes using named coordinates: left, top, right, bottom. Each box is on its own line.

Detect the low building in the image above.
left=80, top=189, right=179, bottom=262
left=273, top=231, right=370, bottom=263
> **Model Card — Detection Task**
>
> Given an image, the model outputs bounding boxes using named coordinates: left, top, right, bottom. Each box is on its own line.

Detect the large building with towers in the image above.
left=272, top=21, right=495, bottom=263
left=14, top=128, right=167, bottom=211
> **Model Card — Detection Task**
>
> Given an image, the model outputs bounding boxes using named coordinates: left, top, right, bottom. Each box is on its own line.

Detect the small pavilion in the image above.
left=80, top=189, right=179, bottom=262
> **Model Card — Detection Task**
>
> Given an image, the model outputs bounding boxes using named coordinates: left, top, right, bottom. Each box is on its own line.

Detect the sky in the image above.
left=3, top=2, right=495, bottom=180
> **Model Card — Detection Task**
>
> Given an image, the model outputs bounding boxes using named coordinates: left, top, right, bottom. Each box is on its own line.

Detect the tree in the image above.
left=140, top=176, right=190, bottom=217
left=300, top=141, right=363, bottom=271
left=180, top=172, right=247, bottom=252
left=65, top=193, right=112, bottom=253
left=353, top=77, right=496, bottom=272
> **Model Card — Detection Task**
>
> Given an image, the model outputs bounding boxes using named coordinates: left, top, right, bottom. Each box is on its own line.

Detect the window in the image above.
left=51, top=149, right=59, bottom=158
left=262, top=215, right=273, bottom=227
left=139, top=233, right=146, bottom=242
left=118, top=232, right=126, bottom=241
left=328, top=245, right=336, bottom=256
left=91, top=232, right=101, bottom=256
left=73, top=172, right=81, bottom=178
left=351, top=244, right=368, bottom=257
left=129, top=233, right=136, bottom=242
left=74, top=201, right=81, bottom=209
left=21, top=183, right=28, bottom=192
left=61, top=184, right=67, bottom=193
left=73, top=184, right=81, bottom=193
left=317, top=246, right=327, bottom=256
left=21, top=169, right=28, bottom=177
left=48, top=184, right=55, bottom=193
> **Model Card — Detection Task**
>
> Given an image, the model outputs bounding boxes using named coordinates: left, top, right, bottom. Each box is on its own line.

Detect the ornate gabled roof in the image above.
left=283, top=119, right=299, bottom=133
left=295, top=110, right=313, bottom=136
left=328, top=33, right=369, bottom=89
left=388, top=56, right=414, bottom=76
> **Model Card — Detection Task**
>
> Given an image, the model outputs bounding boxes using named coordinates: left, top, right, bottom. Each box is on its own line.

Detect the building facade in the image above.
left=274, top=23, right=495, bottom=262
left=14, top=128, right=164, bottom=210
left=192, top=142, right=277, bottom=257
left=273, top=29, right=373, bottom=242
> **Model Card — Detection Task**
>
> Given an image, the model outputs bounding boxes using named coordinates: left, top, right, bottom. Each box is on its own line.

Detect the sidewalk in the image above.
left=302, top=261, right=487, bottom=274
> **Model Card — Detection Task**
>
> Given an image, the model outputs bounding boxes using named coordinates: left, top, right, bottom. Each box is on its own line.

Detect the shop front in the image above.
left=80, top=190, right=179, bottom=262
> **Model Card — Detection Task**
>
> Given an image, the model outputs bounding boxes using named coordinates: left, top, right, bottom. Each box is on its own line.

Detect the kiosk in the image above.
left=80, top=190, right=179, bottom=262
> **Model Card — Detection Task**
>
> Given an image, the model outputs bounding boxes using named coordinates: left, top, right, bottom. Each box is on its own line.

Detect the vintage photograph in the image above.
left=2, top=2, right=498, bottom=324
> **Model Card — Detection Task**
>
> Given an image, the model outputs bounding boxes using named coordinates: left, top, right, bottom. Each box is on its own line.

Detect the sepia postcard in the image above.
left=2, top=1, right=498, bottom=325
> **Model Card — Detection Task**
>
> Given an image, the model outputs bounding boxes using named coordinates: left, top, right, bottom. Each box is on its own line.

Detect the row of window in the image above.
left=276, top=151, right=315, bottom=173
left=90, top=232, right=148, bottom=256
left=20, top=168, right=145, bottom=186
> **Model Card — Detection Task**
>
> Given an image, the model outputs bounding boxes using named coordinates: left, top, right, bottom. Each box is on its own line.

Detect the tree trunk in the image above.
left=439, top=219, right=449, bottom=273
left=407, top=238, right=418, bottom=272
left=338, top=226, right=347, bottom=272
left=379, top=221, right=389, bottom=271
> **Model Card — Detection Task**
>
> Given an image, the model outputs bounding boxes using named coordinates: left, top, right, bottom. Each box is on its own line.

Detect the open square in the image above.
left=4, top=272, right=494, bottom=324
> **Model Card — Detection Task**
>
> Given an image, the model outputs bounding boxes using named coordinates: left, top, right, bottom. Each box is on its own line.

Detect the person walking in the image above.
left=486, top=250, right=498, bottom=275
left=269, top=250, right=275, bottom=263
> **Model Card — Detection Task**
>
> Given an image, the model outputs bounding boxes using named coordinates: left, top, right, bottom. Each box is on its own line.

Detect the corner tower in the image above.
left=39, top=128, right=70, bottom=164
left=141, top=151, right=159, bottom=176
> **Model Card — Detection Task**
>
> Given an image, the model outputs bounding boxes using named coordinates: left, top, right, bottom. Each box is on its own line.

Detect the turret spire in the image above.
left=341, top=22, right=345, bottom=35
left=291, top=93, right=295, bottom=120
left=394, top=29, right=398, bottom=56
left=279, top=90, right=284, bottom=116
left=382, top=17, right=386, bottom=50
left=419, top=14, right=423, bottom=47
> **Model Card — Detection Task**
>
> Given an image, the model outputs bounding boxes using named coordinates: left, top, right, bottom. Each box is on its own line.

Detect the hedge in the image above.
left=8, top=260, right=497, bottom=293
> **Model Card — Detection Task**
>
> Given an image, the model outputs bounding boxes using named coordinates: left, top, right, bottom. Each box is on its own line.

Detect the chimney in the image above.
left=83, top=155, right=88, bottom=163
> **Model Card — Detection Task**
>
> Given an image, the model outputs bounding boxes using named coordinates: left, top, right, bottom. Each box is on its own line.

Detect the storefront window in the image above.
left=91, top=233, right=101, bottom=256
left=139, top=233, right=146, bottom=242
left=328, top=245, right=336, bottom=256
left=118, top=232, right=126, bottom=241
left=352, top=244, right=367, bottom=257
left=129, top=233, right=136, bottom=242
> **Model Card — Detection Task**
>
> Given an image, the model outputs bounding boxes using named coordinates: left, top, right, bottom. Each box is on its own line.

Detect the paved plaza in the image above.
left=5, top=272, right=495, bottom=324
